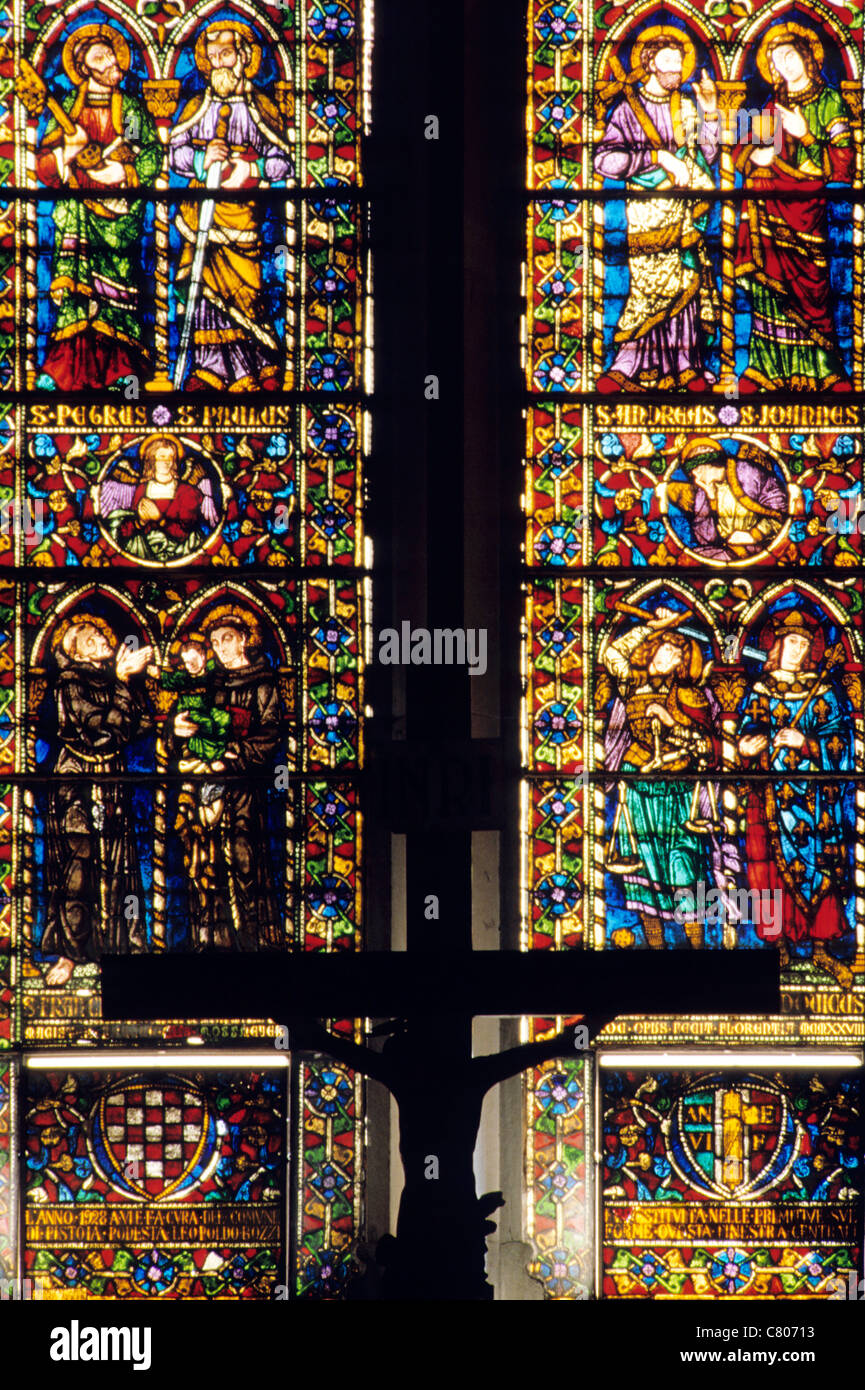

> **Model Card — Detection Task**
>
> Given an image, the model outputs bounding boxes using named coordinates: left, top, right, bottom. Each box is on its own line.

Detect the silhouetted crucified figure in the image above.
left=102, top=950, right=776, bottom=1300
left=288, top=1012, right=590, bottom=1300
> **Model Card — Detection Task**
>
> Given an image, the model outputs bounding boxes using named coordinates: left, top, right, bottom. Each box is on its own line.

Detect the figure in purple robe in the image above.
left=169, top=23, right=293, bottom=390
left=657, top=438, right=798, bottom=561
left=594, top=35, right=720, bottom=392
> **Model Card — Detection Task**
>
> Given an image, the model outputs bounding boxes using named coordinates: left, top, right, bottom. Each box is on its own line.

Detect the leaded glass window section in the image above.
left=0, top=0, right=372, bottom=1299
left=523, top=0, right=865, bottom=1299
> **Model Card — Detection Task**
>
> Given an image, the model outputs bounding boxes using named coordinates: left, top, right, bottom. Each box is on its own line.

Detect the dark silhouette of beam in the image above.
left=102, top=950, right=778, bottom=1029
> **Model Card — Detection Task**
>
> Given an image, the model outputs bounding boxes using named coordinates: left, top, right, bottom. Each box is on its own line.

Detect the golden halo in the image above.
left=756, top=23, right=824, bottom=85
left=630, top=25, right=697, bottom=85
left=140, top=432, right=184, bottom=457
left=62, top=24, right=131, bottom=86
left=199, top=602, right=263, bottom=652
left=139, top=433, right=185, bottom=472
left=194, top=22, right=262, bottom=81
left=51, top=612, right=118, bottom=654
left=681, top=436, right=725, bottom=464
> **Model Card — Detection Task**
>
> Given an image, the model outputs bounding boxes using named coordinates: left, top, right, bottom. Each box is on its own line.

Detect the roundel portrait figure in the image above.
left=168, top=21, right=294, bottom=391
left=735, top=22, right=854, bottom=391
left=97, top=433, right=222, bottom=564
left=656, top=437, right=799, bottom=563
left=34, top=23, right=161, bottom=390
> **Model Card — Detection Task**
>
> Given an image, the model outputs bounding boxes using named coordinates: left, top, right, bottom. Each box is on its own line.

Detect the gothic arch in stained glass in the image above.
left=524, top=0, right=864, bottom=1300
left=0, top=0, right=371, bottom=1300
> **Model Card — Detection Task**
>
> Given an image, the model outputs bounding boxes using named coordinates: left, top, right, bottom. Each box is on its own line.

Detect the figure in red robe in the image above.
left=735, top=24, right=854, bottom=391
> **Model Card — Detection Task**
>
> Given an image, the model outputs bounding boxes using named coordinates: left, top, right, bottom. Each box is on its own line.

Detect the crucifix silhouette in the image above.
left=103, top=949, right=776, bottom=1300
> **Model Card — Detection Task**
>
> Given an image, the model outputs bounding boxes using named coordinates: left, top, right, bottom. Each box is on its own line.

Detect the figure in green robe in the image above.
left=603, top=606, right=720, bottom=948
left=35, top=25, right=161, bottom=389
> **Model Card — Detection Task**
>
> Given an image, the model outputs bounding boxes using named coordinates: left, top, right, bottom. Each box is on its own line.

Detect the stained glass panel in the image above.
left=525, top=0, right=865, bottom=1301
left=1, top=0, right=371, bottom=1300
left=526, top=1053, right=592, bottom=1298
left=23, top=1066, right=287, bottom=1299
left=527, top=1, right=865, bottom=394
left=603, top=1066, right=862, bottom=1299
left=1, top=404, right=363, bottom=570
left=0, top=1061, right=12, bottom=1285
left=0, top=1, right=367, bottom=395
left=295, top=1042, right=361, bottom=1297
left=527, top=403, right=865, bottom=570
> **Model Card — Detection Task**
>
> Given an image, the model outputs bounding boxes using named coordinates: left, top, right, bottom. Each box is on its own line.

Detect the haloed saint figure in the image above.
left=737, top=610, right=854, bottom=988
left=163, top=606, right=284, bottom=950
left=42, top=617, right=153, bottom=987
left=594, top=28, right=720, bottom=392
left=41, top=604, right=285, bottom=979
left=169, top=22, right=294, bottom=390
left=736, top=24, right=854, bottom=391
left=35, top=24, right=160, bottom=389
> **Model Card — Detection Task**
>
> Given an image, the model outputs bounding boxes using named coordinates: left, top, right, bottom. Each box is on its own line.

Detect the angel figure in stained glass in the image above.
left=97, top=434, right=219, bottom=563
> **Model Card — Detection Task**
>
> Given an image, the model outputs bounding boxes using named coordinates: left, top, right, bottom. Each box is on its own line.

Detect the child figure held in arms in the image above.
left=156, top=637, right=234, bottom=773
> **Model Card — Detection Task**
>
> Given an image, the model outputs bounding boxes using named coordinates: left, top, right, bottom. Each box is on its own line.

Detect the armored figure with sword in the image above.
left=169, top=22, right=293, bottom=391
left=602, top=600, right=722, bottom=949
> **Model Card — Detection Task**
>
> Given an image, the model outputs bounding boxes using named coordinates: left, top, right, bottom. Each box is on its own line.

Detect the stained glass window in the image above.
left=0, top=1061, right=12, bottom=1287
left=524, top=0, right=865, bottom=1299
left=603, top=1064, right=861, bottom=1298
left=24, top=1065, right=287, bottom=1298
left=0, top=0, right=371, bottom=1299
